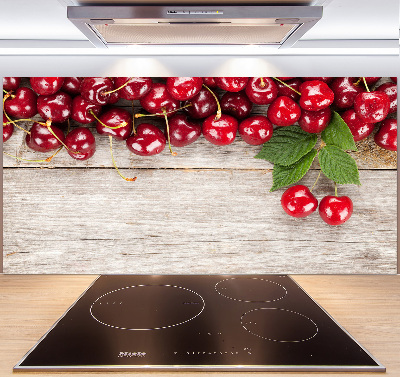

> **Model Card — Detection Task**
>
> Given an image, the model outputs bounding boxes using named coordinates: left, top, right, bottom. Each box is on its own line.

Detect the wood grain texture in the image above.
left=1, top=275, right=399, bottom=377
left=3, top=168, right=396, bottom=274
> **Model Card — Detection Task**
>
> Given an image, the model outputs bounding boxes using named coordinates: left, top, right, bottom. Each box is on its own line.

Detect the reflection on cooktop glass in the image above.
left=14, top=275, right=384, bottom=372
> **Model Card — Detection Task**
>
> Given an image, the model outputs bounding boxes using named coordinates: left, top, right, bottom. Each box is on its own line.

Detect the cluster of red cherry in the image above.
left=3, top=76, right=397, bottom=224
left=272, top=76, right=397, bottom=225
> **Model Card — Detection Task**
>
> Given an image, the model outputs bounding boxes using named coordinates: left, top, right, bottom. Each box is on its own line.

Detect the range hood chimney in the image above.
left=67, top=5, right=323, bottom=48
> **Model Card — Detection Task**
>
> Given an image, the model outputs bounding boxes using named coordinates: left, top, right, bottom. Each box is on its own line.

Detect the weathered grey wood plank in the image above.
left=3, top=169, right=396, bottom=274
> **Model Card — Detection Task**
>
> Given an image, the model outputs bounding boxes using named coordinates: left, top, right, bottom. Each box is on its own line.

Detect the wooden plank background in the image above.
left=3, top=78, right=397, bottom=274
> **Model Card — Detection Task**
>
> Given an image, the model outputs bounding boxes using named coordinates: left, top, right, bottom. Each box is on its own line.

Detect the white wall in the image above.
left=0, top=54, right=398, bottom=77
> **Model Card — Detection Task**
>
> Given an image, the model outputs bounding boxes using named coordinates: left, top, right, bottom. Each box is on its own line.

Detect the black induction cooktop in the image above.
left=14, top=275, right=384, bottom=372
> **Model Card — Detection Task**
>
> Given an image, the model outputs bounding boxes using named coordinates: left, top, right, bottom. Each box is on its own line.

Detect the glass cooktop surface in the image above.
left=14, top=275, right=384, bottom=372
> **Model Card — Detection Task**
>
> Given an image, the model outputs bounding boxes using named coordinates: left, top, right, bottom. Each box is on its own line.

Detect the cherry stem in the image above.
left=3, top=89, right=16, bottom=100
left=101, top=77, right=133, bottom=96
left=109, top=135, right=137, bottom=182
left=318, top=140, right=326, bottom=151
left=3, top=145, right=63, bottom=163
left=162, top=109, right=177, bottom=156
left=3, top=113, right=31, bottom=134
left=354, top=77, right=362, bottom=86
left=89, top=109, right=127, bottom=129
left=259, top=77, right=266, bottom=88
left=272, top=77, right=301, bottom=95
left=134, top=103, right=192, bottom=119
left=362, top=77, right=370, bottom=92
left=131, top=100, right=136, bottom=135
left=3, top=92, right=11, bottom=104
left=334, top=182, right=338, bottom=197
left=46, top=146, right=64, bottom=162
left=202, top=84, right=221, bottom=121
left=310, top=170, right=322, bottom=193
left=3, top=118, right=32, bottom=123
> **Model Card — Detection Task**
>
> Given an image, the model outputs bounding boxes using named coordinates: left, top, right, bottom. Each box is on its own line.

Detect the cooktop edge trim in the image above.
left=288, top=275, right=385, bottom=371
left=13, top=275, right=101, bottom=370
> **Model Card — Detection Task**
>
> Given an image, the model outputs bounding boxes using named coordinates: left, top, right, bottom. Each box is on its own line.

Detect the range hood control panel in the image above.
left=167, top=10, right=223, bottom=15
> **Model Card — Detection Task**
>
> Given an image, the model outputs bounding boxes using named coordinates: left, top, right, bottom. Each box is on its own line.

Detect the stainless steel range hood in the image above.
left=67, top=5, right=322, bottom=48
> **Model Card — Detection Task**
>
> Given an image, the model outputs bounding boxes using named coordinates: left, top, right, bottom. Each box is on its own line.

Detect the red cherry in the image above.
left=139, top=83, right=180, bottom=117
left=71, top=95, right=102, bottom=124
left=126, top=123, right=166, bottom=156
left=341, top=109, right=375, bottom=141
left=319, top=195, right=353, bottom=225
left=3, top=113, right=14, bottom=142
left=65, top=127, right=96, bottom=160
left=167, top=114, right=202, bottom=147
left=390, top=77, right=397, bottom=83
left=374, top=118, right=397, bottom=151
left=37, top=92, right=72, bottom=123
left=276, top=77, right=295, bottom=81
left=238, top=115, right=273, bottom=145
left=281, top=185, right=318, bottom=218
left=30, top=77, right=64, bottom=95
left=202, top=77, right=218, bottom=88
left=96, top=107, right=132, bottom=141
left=61, top=77, right=83, bottom=95
left=113, top=77, right=152, bottom=100
left=353, top=91, right=390, bottom=123
left=245, top=77, right=278, bottom=105
left=220, top=91, right=253, bottom=119
left=302, top=77, right=333, bottom=84
left=183, top=87, right=218, bottom=119
left=202, top=114, right=238, bottom=146
left=107, top=89, right=120, bottom=105
left=25, top=122, right=65, bottom=152
left=298, top=108, right=331, bottom=134
left=267, top=96, right=301, bottom=127
left=166, top=77, right=203, bottom=101
left=214, top=77, right=249, bottom=92
left=4, top=87, right=38, bottom=119
left=3, top=77, right=21, bottom=91
left=80, top=77, right=114, bottom=105
left=363, top=77, right=380, bottom=86
left=276, top=78, right=302, bottom=102
left=330, top=77, right=363, bottom=109
left=299, top=80, right=334, bottom=111
left=376, top=82, right=397, bottom=114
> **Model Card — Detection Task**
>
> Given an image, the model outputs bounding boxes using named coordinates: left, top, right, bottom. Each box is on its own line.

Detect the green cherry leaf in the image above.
left=319, top=145, right=361, bottom=185
left=321, top=111, right=357, bottom=151
left=270, top=149, right=318, bottom=192
left=255, top=125, right=318, bottom=166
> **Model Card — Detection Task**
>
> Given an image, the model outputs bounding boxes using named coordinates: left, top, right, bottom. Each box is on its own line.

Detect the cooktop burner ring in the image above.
left=89, top=284, right=205, bottom=331
left=241, top=307, right=319, bottom=343
left=215, top=277, right=287, bottom=302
